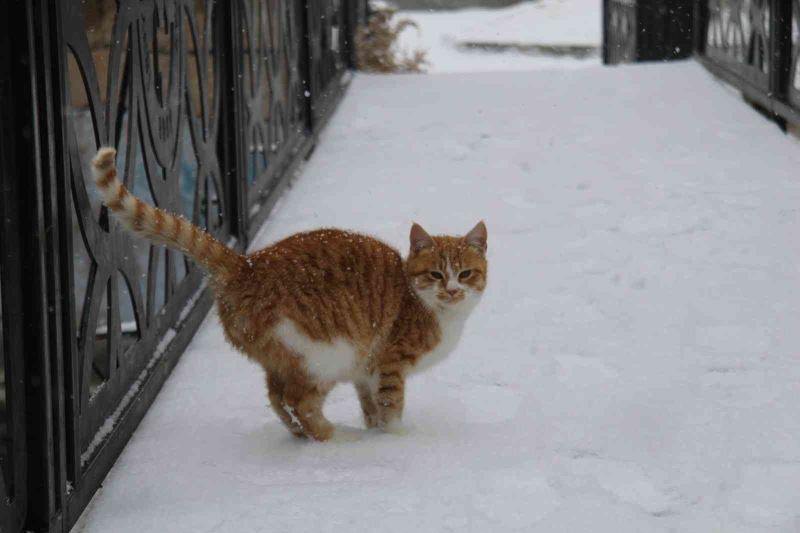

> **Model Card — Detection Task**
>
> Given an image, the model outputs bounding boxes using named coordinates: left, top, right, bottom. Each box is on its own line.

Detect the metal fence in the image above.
left=699, top=0, right=799, bottom=127
left=603, top=0, right=800, bottom=127
left=603, top=0, right=638, bottom=64
left=602, top=0, right=694, bottom=64
left=0, top=1, right=366, bottom=531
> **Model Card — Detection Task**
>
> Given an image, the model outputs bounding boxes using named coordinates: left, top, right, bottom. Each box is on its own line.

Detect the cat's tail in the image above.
left=91, top=147, right=244, bottom=281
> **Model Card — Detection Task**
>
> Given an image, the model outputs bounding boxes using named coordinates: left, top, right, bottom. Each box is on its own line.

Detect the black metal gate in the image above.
left=698, top=0, right=800, bottom=126
left=603, top=0, right=800, bottom=127
left=0, top=1, right=366, bottom=532
left=602, top=0, right=694, bottom=64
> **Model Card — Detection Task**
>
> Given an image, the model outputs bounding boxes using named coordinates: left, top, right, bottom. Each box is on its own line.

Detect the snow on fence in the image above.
left=0, top=1, right=366, bottom=532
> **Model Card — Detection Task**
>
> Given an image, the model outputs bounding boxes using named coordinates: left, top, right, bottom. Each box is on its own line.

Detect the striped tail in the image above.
left=91, top=147, right=243, bottom=281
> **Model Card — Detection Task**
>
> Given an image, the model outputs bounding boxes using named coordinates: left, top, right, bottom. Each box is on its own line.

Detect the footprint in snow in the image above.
left=474, top=470, right=562, bottom=528
left=566, top=456, right=681, bottom=516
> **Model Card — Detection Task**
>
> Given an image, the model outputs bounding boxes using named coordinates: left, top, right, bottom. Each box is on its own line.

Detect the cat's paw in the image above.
left=382, top=419, right=409, bottom=436
left=363, top=413, right=382, bottom=430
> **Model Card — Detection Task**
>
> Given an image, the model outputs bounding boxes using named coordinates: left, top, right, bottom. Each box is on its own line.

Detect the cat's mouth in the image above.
left=438, top=292, right=465, bottom=304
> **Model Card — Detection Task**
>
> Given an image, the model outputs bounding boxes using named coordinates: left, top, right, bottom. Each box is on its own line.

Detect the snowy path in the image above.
left=76, top=63, right=800, bottom=532
left=397, top=0, right=601, bottom=73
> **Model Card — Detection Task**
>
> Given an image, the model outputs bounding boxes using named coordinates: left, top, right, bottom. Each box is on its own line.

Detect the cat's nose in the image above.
left=446, top=288, right=460, bottom=296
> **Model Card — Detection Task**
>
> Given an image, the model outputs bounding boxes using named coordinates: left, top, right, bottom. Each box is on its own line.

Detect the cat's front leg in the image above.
left=355, top=381, right=381, bottom=429
left=373, top=359, right=410, bottom=431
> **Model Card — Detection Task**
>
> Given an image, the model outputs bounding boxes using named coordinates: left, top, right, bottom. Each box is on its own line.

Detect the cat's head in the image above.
left=406, top=221, right=488, bottom=312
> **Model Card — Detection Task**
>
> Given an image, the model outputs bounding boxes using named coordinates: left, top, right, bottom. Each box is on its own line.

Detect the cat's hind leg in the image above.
left=266, top=373, right=306, bottom=438
left=285, top=374, right=334, bottom=441
left=259, top=340, right=336, bottom=441
left=270, top=365, right=335, bottom=441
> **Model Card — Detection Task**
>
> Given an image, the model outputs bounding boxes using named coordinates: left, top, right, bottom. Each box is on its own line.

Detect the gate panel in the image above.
left=0, top=2, right=28, bottom=529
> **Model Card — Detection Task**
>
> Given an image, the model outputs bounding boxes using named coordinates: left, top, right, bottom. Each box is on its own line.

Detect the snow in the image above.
left=177, top=280, right=208, bottom=323
left=94, top=321, right=138, bottom=335
left=81, top=283, right=206, bottom=467
left=74, top=62, right=800, bottom=532
left=80, top=327, right=177, bottom=467
left=397, top=0, right=600, bottom=73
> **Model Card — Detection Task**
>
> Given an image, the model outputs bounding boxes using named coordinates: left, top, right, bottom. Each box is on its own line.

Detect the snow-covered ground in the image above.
left=75, top=62, right=800, bottom=532
left=396, top=0, right=601, bottom=72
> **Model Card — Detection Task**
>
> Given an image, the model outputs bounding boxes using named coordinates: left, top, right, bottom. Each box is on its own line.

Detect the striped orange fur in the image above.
left=91, top=147, right=488, bottom=441
left=92, top=147, right=242, bottom=281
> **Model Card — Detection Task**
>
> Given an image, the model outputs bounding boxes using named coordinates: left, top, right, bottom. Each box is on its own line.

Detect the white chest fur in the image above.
left=273, top=299, right=478, bottom=381
left=411, top=307, right=471, bottom=374
left=273, top=318, right=358, bottom=382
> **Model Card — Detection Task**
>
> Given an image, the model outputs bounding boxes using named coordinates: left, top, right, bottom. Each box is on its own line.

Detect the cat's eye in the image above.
left=429, top=271, right=444, bottom=280
left=459, top=269, right=473, bottom=280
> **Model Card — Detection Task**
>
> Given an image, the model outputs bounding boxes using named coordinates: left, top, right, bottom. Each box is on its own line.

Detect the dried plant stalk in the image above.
left=355, top=6, right=428, bottom=73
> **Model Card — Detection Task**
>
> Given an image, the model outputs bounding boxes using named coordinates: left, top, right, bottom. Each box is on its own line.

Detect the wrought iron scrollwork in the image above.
left=62, top=0, right=227, bottom=470
left=788, top=0, right=800, bottom=107
left=706, top=0, right=772, bottom=88
left=238, top=0, right=308, bottom=212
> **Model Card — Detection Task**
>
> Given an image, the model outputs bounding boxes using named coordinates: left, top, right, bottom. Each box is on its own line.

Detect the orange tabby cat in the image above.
left=91, top=147, right=488, bottom=440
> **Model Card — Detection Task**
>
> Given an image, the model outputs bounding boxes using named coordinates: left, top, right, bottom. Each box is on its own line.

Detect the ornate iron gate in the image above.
left=603, top=0, right=800, bottom=127
left=0, top=1, right=366, bottom=532
left=698, top=0, right=799, bottom=126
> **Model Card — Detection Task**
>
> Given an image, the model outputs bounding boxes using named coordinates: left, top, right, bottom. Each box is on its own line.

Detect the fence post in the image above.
left=635, top=0, right=693, bottom=61
left=12, top=0, right=71, bottom=529
left=602, top=0, right=610, bottom=64
left=693, top=0, right=707, bottom=57
left=300, top=1, right=315, bottom=134
left=220, top=0, right=249, bottom=250
left=603, top=0, right=694, bottom=64
left=770, top=0, right=792, bottom=103
left=343, top=0, right=364, bottom=69
left=0, top=0, right=28, bottom=530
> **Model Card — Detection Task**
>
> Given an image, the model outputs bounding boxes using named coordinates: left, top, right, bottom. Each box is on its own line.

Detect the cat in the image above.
left=91, top=147, right=488, bottom=441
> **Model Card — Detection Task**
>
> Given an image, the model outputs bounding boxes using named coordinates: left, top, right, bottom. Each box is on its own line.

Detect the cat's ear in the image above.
left=410, top=223, right=434, bottom=254
left=465, top=221, right=487, bottom=253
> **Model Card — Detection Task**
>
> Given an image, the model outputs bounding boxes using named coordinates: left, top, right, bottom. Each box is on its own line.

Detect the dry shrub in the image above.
left=355, top=5, right=428, bottom=73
